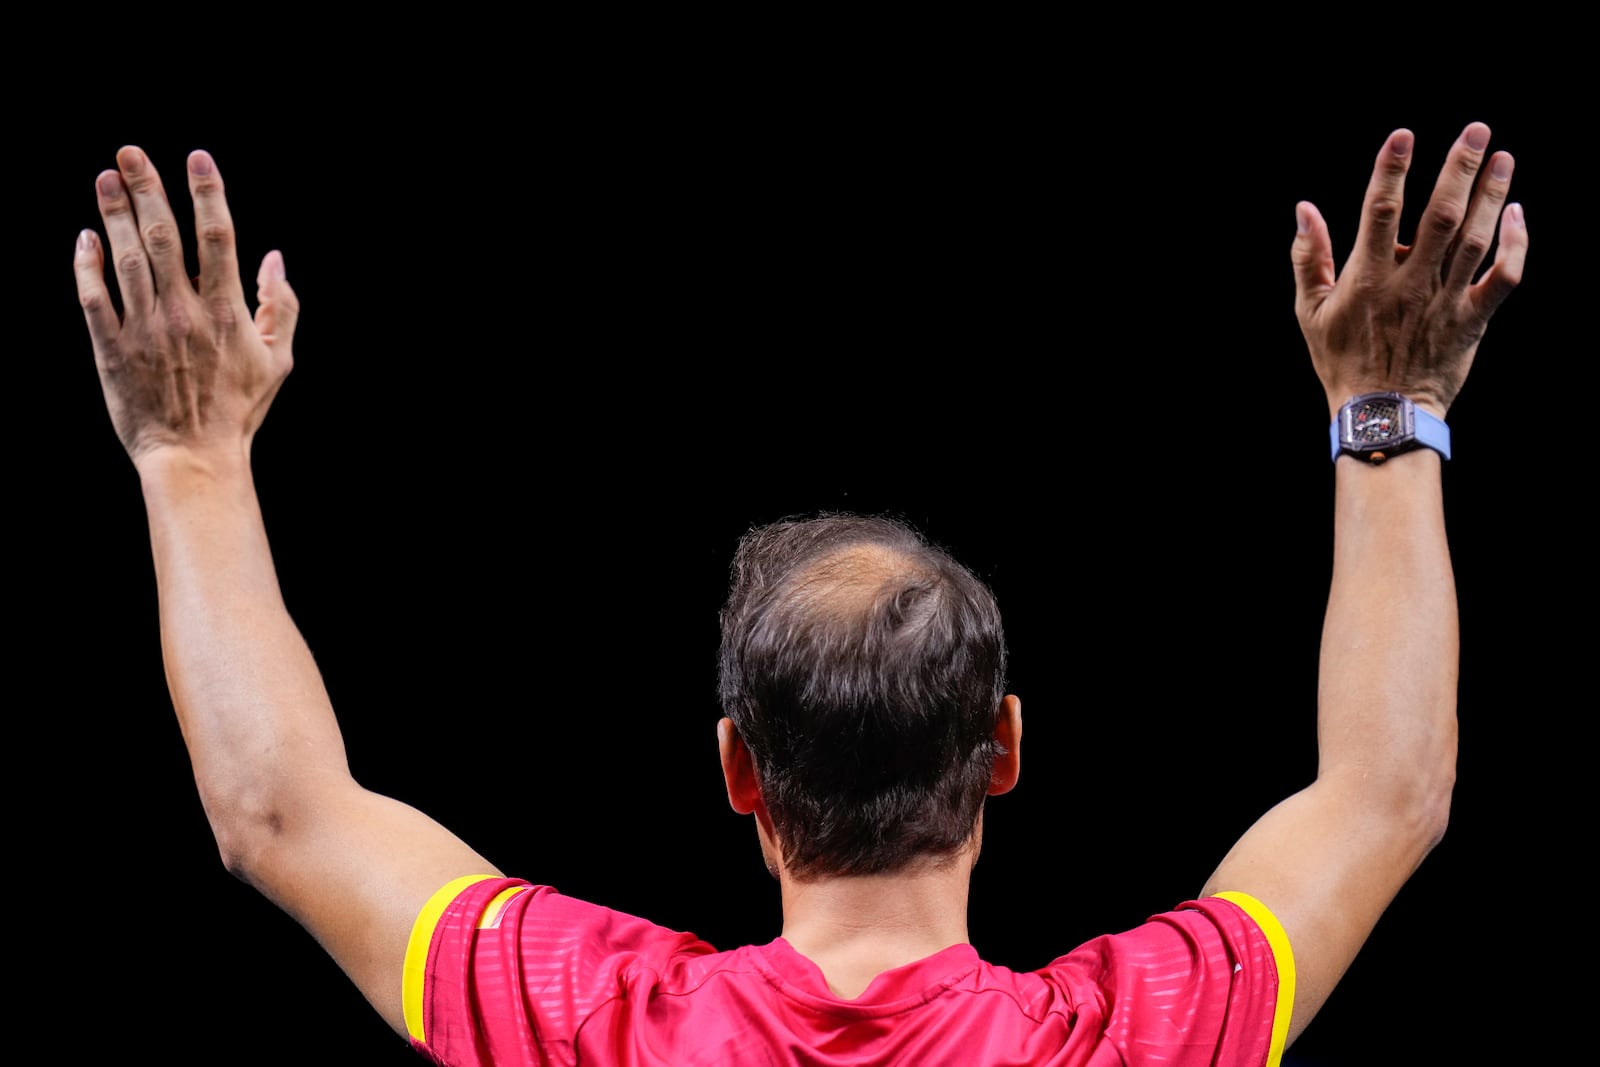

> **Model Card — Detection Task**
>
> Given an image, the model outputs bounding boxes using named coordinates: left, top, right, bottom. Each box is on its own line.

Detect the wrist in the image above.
left=135, top=443, right=255, bottom=495
left=1334, top=445, right=1442, bottom=473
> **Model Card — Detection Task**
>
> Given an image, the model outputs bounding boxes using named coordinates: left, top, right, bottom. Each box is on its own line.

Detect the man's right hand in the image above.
left=73, top=146, right=298, bottom=465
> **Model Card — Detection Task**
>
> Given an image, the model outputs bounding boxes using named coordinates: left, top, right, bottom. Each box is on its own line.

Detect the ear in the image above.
left=718, top=718, right=762, bottom=814
left=988, top=694, right=1022, bottom=796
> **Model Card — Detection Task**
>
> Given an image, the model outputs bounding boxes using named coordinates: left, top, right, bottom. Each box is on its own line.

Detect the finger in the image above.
left=115, top=145, right=191, bottom=297
left=1468, top=202, right=1527, bottom=322
left=187, top=150, right=245, bottom=305
left=254, top=251, right=300, bottom=354
left=73, top=228, right=121, bottom=353
left=1443, top=151, right=1513, bottom=295
left=96, top=169, right=154, bottom=319
left=1347, top=129, right=1413, bottom=275
left=1291, top=201, right=1336, bottom=320
left=1408, top=123, right=1491, bottom=273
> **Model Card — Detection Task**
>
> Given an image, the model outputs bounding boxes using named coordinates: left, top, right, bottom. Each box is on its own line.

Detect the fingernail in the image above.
left=76, top=229, right=95, bottom=253
left=1295, top=203, right=1310, bottom=234
left=1390, top=130, right=1413, bottom=157
left=1508, top=202, right=1524, bottom=225
left=96, top=171, right=122, bottom=196
left=269, top=250, right=286, bottom=281
left=1491, top=154, right=1512, bottom=181
left=189, top=150, right=214, bottom=176
left=119, top=146, right=146, bottom=172
left=1464, top=124, right=1489, bottom=151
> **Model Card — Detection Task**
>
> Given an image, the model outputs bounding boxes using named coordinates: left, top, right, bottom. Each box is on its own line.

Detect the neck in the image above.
left=776, top=850, right=976, bottom=999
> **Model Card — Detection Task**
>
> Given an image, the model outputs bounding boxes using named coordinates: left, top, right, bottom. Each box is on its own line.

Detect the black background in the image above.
left=20, top=55, right=1583, bottom=1065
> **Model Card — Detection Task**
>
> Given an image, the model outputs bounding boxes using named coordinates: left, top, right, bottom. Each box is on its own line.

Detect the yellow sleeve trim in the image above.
left=1212, top=891, right=1295, bottom=1067
left=403, top=874, right=502, bottom=1044
left=479, top=885, right=530, bottom=930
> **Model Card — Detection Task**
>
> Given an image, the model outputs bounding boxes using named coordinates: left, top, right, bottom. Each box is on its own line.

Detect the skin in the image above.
left=1201, top=122, right=1526, bottom=1045
left=75, top=147, right=501, bottom=1039
left=74, top=124, right=1525, bottom=1052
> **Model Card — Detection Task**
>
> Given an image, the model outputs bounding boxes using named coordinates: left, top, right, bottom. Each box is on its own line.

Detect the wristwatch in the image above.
left=1330, top=392, right=1451, bottom=464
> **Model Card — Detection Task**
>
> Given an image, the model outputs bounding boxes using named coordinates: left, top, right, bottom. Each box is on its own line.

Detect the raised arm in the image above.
left=73, top=146, right=500, bottom=1039
left=1200, top=123, right=1527, bottom=1046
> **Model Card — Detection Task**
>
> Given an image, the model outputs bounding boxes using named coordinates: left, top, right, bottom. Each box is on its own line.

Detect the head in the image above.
left=716, top=512, right=1016, bottom=881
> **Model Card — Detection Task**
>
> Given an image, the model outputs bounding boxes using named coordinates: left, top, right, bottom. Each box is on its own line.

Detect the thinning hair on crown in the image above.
left=717, top=513, right=1008, bottom=879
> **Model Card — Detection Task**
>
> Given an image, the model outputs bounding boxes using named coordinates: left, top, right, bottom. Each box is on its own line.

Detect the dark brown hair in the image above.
left=717, top=513, right=1008, bottom=878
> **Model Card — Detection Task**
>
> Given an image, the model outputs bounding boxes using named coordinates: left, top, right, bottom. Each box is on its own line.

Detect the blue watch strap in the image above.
left=1413, top=406, right=1451, bottom=460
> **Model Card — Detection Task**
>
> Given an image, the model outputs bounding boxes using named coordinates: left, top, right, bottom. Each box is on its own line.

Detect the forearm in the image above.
left=138, top=445, right=352, bottom=873
left=1317, top=450, right=1457, bottom=839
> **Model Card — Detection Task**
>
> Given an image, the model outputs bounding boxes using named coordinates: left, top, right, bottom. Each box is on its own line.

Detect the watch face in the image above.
left=1344, top=394, right=1413, bottom=450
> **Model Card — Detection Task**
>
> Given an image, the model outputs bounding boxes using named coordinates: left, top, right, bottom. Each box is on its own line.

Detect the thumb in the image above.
left=1290, top=201, right=1335, bottom=321
left=254, top=250, right=300, bottom=354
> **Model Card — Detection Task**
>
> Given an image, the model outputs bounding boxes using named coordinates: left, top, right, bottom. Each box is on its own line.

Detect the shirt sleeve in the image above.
left=1048, top=892, right=1294, bottom=1067
left=402, top=875, right=715, bottom=1067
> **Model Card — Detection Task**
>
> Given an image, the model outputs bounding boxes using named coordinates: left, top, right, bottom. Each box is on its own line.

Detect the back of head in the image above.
left=717, top=513, right=1008, bottom=879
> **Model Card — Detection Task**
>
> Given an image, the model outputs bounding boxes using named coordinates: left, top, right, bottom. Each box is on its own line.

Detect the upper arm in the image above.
left=1199, top=768, right=1447, bottom=1047
left=231, top=775, right=502, bottom=1038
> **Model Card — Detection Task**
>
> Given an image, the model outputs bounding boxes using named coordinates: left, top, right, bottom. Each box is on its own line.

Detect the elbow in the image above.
left=1385, top=757, right=1455, bottom=865
left=213, top=822, right=282, bottom=887
left=193, top=749, right=356, bottom=884
left=1328, top=749, right=1455, bottom=864
left=1418, top=765, right=1454, bottom=857
left=1331, top=708, right=1458, bottom=861
left=198, top=784, right=291, bottom=885
left=1409, top=728, right=1456, bottom=858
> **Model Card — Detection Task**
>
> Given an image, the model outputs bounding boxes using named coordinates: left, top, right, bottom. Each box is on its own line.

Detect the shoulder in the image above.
left=405, top=876, right=722, bottom=1066
left=1036, top=894, right=1294, bottom=1067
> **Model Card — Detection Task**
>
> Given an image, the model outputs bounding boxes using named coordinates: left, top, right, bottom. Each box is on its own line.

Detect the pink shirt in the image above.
left=404, top=876, right=1292, bottom=1066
